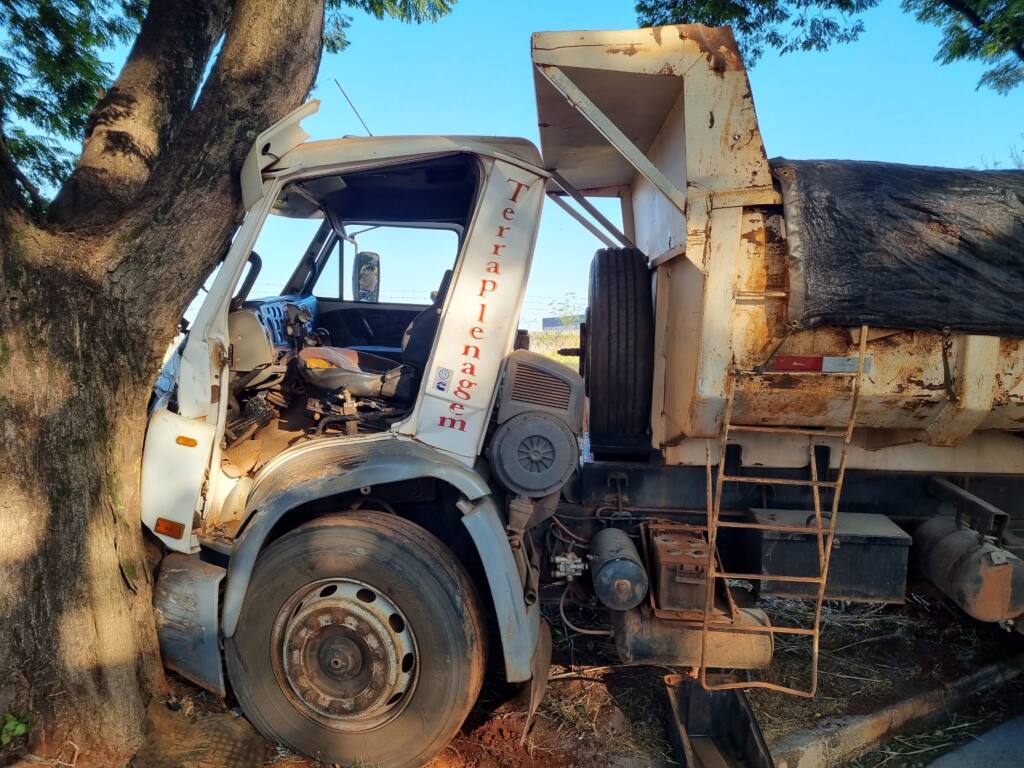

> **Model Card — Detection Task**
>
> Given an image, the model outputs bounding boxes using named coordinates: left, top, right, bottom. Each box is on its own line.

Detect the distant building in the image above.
left=542, top=314, right=584, bottom=330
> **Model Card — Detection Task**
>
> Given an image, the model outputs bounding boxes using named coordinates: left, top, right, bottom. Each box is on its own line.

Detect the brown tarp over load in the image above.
left=772, top=158, right=1024, bottom=337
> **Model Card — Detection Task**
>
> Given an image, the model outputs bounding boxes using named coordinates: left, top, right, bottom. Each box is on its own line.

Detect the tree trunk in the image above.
left=0, top=0, right=325, bottom=764
left=0, top=229, right=164, bottom=765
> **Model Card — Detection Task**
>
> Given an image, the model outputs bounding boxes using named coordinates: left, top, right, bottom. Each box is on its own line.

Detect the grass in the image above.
left=538, top=586, right=1021, bottom=760
left=745, top=593, right=1016, bottom=744
left=848, top=680, right=1024, bottom=768
left=528, top=329, right=581, bottom=368
left=534, top=593, right=675, bottom=763
left=539, top=672, right=674, bottom=763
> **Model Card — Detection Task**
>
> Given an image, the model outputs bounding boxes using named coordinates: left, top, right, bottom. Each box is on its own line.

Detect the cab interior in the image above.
left=215, top=153, right=481, bottom=483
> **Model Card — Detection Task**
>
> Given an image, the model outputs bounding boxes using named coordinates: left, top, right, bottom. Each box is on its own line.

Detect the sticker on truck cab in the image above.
left=432, top=367, right=452, bottom=392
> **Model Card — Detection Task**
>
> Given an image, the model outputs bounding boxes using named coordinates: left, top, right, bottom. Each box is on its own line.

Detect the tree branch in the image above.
left=936, top=0, right=1024, bottom=64
left=0, top=127, right=44, bottom=221
left=48, top=0, right=234, bottom=229
left=106, top=0, right=325, bottom=334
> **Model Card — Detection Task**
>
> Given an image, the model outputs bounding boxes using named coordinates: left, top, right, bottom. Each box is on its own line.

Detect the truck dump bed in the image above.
left=532, top=26, right=1024, bottom=473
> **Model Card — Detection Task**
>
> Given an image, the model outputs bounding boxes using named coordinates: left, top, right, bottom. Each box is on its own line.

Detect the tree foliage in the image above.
left=0, top=0, right=453, bottom=199
left=0, top=1, right=146, bottom=189
left=635, top=0, right=1024, bottom=93
left=324, top=0, right=453, bottom=52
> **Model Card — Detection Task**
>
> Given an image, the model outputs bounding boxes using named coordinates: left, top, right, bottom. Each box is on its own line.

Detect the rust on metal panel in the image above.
left=532, top=26, right=1024, bottom=450
left=725, top=287, right=1012, bottom=431
left=605, top=44, right=640, bottom=56
left=675, top=25, right=744, bottom=74
left=732, top=210, right=791, bottom=365
left=992, top=338, right=1023, bottom=405
left=733, top=374, right=851, bottom=426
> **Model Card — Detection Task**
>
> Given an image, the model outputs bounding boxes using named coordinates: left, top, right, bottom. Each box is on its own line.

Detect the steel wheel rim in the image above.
left=271, top=578, right=418, bottom=732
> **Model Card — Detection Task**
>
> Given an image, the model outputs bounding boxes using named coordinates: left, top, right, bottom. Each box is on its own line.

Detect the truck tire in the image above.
left=225, top=512, right=486, bottom=768
left=585, top=247, right=654, bottom=453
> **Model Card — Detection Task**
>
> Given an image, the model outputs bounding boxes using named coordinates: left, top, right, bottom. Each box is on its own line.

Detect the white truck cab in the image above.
left=143, top=110, right=572, bottom=547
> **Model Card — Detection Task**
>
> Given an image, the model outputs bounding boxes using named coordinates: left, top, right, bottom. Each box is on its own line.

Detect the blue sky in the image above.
left=223, top=2, right=1021, bottom=325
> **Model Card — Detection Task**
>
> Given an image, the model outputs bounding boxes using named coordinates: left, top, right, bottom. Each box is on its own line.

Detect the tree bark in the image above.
left=0, top=1, right=325, bottom=764
left=0, top=229, right=165, bottom=764
left=113, top=0, right=326, bottom=332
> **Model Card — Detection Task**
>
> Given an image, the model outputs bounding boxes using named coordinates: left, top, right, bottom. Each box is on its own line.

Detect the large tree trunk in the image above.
left=0, top=1, right=324, bottom=764
left=0, top=228, right=164, bottom=765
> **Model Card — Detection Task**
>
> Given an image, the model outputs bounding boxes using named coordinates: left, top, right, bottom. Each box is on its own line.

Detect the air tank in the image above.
left=589, top=527, right=649, bottom=611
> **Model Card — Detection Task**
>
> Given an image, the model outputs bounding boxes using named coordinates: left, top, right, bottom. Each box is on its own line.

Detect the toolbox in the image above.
left=749, top=509, right=911, bottom=603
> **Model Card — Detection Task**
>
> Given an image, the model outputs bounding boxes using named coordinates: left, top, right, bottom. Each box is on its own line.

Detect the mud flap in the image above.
left=153, top=553, right=226, bottom=697
left=520, top=618, right=552, bottom=746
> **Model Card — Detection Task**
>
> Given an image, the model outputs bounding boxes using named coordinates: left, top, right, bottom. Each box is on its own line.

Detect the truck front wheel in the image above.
left=225, top=512, right=486, bottom=767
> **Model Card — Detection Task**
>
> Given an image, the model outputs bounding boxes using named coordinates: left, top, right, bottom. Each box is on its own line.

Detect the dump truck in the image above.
left=144, top=25, right=1024, bottom=767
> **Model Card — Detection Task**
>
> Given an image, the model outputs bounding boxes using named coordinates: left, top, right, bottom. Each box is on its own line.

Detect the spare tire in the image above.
left=585, top=247, right=654, bottom=455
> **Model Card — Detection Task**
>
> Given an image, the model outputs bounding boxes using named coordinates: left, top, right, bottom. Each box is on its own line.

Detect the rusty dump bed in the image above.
left=532, top=26, right=1024, bottom=473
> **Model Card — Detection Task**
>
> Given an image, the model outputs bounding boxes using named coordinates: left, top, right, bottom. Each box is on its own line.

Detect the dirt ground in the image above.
left=155, top=586, right=1022, bottom=768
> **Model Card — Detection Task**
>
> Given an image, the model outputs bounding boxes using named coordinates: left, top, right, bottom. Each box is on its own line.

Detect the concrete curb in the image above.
left=770, top=655, right=1024, bottom=768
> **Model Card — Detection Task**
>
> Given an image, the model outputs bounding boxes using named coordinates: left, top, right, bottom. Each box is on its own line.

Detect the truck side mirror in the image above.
left=353, top=251, right=380, bottom=303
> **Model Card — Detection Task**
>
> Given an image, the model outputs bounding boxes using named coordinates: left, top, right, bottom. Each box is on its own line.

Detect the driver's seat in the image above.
left=297, top=270, right=453, bottom=400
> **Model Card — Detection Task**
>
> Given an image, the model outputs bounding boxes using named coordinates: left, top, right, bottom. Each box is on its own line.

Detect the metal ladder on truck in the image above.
left=699, top=325, right=870, bottom=697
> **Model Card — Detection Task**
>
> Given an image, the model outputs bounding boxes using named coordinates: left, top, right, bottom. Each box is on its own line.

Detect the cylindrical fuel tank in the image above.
left=612, top=606, right=773, bottom=669
left=914, top=516, right=1024, bottom=623
left=589, top=527, right=649, bottom=611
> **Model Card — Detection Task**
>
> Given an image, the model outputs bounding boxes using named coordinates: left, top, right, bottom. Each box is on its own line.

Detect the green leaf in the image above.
left=1, top=711, right=31, bottom=745
left=636, top=0, right=1022, bottom=92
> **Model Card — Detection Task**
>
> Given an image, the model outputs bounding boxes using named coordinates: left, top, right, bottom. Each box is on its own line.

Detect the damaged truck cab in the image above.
left=143, top=24, right=1024, bottom=768
left=144, top=106, right=580, bottom=765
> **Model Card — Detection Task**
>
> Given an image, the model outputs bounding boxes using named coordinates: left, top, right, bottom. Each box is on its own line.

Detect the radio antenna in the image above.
left=334, top=78, right=373, bottom=136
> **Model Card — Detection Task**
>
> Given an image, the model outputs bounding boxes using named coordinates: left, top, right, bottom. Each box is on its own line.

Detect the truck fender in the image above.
left=220, top=436, right=539, bottom=682
left=459, top=495, right=540, bottom=682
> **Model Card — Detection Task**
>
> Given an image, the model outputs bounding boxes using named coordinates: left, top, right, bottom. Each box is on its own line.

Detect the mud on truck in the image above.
left=145, top=25, right=1024, bottom=767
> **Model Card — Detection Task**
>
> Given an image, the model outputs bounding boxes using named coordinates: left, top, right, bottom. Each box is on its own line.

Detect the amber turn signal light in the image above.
left=155, top=518, right=186, bottom=539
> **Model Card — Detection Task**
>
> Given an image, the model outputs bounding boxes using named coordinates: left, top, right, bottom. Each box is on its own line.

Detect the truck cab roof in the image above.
left=243, top=112, right=546, bottom=211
